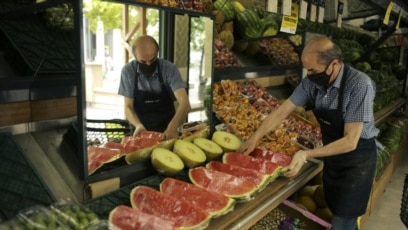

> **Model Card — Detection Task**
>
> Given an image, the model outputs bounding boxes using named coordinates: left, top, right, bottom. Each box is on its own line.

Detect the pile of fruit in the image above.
left=103, top=127, right=295, bottom=230
left=259, top=37, right=300, bottom=65
left=292, top=173, right=333, bottom=223
left=213, top=79, right=322, bottom=155
left=214, top=39, right=241, bottom=69
left=0, top=200, right=103, bottom=229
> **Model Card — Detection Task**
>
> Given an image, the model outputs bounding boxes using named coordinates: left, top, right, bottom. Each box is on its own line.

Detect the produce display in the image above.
left=130, top=186, right=211, bottom=229
left=189, top=166, right=259, bottom=200
left=160, top=178, right=235, bottom=218
left=213, top=79, right=322, bottom=155
left=0, top=200, right=101, bottom=229
left=109, top=205, right=176, bottom=230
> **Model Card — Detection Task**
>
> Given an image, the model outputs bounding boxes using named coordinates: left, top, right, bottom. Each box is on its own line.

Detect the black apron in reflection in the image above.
left=312, top=65, right=377, bottom=217
left=133, top=62, right=175, bottom=132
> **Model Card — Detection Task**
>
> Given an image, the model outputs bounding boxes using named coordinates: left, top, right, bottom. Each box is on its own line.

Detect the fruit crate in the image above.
left=64, top=119, right=132, bottom=152
left=81, top=171, right=190, bottom=219
left=0, top=132, right=56, bottom=222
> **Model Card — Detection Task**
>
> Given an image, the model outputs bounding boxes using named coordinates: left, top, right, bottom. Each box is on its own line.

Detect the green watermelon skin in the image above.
left=189, top=166, right=258, bottom=201
left=160, top=177, right=235, bottom=218
left=130, top=186, right=211, bottom=230
left=109, top=205, right=176, bottom=230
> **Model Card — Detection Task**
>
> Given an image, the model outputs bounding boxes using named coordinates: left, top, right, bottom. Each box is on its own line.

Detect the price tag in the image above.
left=383, top=2, right=393, bottom=25
left=396, top=9, right=402, bottom=29
left=267, top=0, right=278, bottom=13
left=299, top=0, right=308, bottom=19
left=310, top=0, right=317, bottom=22
left=317, top=0, right=325, bottom=23
left=280, top=3, right=299, bottom=34
left=337, top=0, right=344, bottom=27
left=282, top=0, right=292, bottom=16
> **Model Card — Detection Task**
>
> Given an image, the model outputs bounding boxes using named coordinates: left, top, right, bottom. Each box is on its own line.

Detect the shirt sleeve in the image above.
left=344, top=76, right=376, bottom=123
left=161, top=60, right=186, bottom=92
left=118, top=62, right=135, bottom=98
left=289, top=79, right=311, bottom=107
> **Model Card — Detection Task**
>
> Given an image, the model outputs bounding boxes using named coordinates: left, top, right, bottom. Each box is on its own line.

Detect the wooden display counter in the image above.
left=207, top=159, right=323, bottom=230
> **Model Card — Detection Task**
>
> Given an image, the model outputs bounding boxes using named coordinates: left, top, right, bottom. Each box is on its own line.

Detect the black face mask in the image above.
left=138, top=59, right=158, bottom=77
left=307, top=62, right=333, bottom=86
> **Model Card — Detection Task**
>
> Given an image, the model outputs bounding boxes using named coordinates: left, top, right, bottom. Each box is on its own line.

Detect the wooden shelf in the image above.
left=374, top=98, right=406, bottom=126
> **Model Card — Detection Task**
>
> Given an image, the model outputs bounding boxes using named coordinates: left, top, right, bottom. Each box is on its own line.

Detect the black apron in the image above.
left=312, top=65, right=377, bottom=217
left=133, top=61, right=176, bottom=132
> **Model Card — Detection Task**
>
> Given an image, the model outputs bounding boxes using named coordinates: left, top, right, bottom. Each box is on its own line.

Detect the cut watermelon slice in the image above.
left=206, top=161, right=270, bottom=191
left=109, top=205, right=176, bottom=230
left=223, top=152, right=282, bottom=179
left=249, top=148, right=293, bottom=167
left=87, top=146, right=122, bottom=175
left=137, top=130, right=163, bottom=139
left=189, top=167, right=258, bottom=201
left=160, top=178, right=235, bottom=218
left=130, top=186, right=210, bottom=230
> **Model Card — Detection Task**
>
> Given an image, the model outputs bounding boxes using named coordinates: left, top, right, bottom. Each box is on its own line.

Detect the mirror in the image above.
left=81, top=1, right=213, bottom=181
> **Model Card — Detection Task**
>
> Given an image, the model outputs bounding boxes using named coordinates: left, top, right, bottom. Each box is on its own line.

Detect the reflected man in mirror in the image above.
left=118, top=35, right=191, bottom=140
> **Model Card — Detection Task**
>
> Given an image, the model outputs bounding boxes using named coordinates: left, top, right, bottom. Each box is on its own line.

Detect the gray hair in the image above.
left=317, top=43, right=343, bottom=65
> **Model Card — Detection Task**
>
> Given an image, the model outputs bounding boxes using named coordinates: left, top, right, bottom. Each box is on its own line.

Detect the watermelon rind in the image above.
left=189, top=167, right=258, bottom=202
left=130, top=186, right=211, bottom=230
left=160, top=178, right=235, bottom=218
left=206, top=161, right=271, bottom=193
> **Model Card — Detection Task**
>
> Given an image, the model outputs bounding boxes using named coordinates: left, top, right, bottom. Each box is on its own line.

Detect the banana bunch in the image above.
left=288, top=35, right=302, bottom=47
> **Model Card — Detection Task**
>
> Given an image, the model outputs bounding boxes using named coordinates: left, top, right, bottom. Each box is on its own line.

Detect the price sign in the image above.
left=317, top=0, right=325, bottom=23
left=310, top=0, right=317, bottom=22
left=267, top=0, right=278, bottom=13
left=299, top=0, right=308, bottom=19
left=337, top=0, right=344, bottom=27
left=383, top=2, right=393, bottom=25
left=280, top=3, right=299, bottom=34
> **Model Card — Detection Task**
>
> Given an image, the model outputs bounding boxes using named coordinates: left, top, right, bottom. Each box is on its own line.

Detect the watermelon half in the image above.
left=249, top=148, right=293, bottom=167
left=109, top=205, right=176, bottom=230
left=87, top=146, right=122, bottom=175
left=189, top=167, right=258, bottom=201
left=160, top=178, right=235, bottom=218
left=206, top=161, right=270, bottom=191
left=223, top=152, right=282, bottom=180
left=130, top=186, right=210, bottom=230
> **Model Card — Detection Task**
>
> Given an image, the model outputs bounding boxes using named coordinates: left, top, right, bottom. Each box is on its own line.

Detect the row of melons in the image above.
left=152, top=130, right=242, bottom=176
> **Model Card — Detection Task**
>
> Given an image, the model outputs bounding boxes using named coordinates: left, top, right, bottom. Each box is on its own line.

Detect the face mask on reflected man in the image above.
left=138, top=59, right=158, bottom=77
left=307, top=62, right=333, bottom=86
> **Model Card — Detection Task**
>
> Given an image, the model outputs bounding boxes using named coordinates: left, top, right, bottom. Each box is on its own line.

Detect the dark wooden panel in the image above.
left=0, top=101, right=31, bottom=126
left=31, top=97, right=77, bottom=121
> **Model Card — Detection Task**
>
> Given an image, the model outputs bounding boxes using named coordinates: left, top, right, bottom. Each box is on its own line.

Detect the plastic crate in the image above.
left=81, top=171, right=190, bottom=219
left=0, top=132, right=56, bottom=222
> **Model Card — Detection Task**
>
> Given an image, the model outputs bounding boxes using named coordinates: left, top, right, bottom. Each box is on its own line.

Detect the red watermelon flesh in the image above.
left=137, top=131, right=163, bottom=139
left=223, top=152, right=282, bottom=177
left=103, top=141, right=125, bottom=154
left=121, top=137, right=160, bottom=154
left=160, top=178, right=235, bottom=218
left=189, top=167, right=258, bottom=200
left=88, top=146, right=122, bottom=175
left=249, top=148, right=292, bottom=167
left=109, top=205, right=176, bottom=230
left=130, top=186, right=210, bottom=229
left=206, top=161, right=270, bottom=190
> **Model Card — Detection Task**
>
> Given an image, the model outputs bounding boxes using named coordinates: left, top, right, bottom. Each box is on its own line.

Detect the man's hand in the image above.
left=238, top=138, right=257, bottom=155
left=284, top=150, right=308, bottom=177
left=161, top=129, right=178, bottom=140
left=133, top=124, right=146, bottom=137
